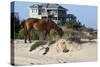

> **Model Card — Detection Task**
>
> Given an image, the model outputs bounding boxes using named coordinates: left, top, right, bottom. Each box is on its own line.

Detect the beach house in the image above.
left=29, top=3, right=68, bottom=25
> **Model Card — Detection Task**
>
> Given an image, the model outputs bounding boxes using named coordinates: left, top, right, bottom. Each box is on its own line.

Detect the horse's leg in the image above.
left=38, top=31, right=43, bottom=40
left=37, top=31, right=48, bottom=40
left=27, top=30, right=31, bottom=43
left=24, top=26, right=28, bottom=43
left=43, top=31, right=48, bottom=40
left=37, top=31, right=44, bottom=40
left=24, top=33, right=27, bottom=43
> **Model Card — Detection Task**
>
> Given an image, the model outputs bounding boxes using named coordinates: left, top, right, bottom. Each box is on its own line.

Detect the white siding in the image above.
left=29, top=8, right=41, bottom=19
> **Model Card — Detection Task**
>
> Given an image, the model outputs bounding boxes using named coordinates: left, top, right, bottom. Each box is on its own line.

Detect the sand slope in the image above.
left=14, top=39, right=97, bottom=66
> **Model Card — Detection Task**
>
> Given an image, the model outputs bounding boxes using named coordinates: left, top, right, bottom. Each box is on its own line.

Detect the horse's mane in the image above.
left=48, top=20, right=61, bottom=30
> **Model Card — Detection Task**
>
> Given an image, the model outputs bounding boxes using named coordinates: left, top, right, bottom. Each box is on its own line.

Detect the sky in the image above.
left=12, top=1, right=97, bottom=29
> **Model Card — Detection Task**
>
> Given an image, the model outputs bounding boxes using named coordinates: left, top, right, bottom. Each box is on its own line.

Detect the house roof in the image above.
left=30, top=4, right=39, bottom=8
left=30, top=3, right=68, bottom=10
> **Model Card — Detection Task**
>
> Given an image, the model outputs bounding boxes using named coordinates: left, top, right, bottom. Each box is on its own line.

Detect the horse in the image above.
left=23, top=17, right=64, bottom=43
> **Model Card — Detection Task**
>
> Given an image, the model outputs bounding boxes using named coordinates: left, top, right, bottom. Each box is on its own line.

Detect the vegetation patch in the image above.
left=17, top=29, right=39, bottom=40
left=29, top=41, right=47, bottom=52
left=48, top=40, right=56, bottom=46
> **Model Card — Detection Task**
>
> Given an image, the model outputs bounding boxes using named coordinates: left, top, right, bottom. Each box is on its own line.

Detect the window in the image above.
left=41, top=9, right=46, bottom=15
left=36, top=9, right=37, bottom=13
left=32, top=9, right=37, bottom=13
left=32, top=9, right=34, bottom=13
left=38, top=9, right=41, bottom=15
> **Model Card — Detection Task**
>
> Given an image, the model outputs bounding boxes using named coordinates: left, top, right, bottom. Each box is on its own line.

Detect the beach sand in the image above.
left=13, top=39, right=97, bottom=66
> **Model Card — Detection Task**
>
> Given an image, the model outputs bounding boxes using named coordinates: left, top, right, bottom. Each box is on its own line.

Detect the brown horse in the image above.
left=23, top=17, right=64, bottom=43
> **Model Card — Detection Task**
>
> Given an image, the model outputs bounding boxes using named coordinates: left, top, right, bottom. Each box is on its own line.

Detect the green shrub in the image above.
left=87, top=36, right=95, bottom=40
left=29, top=41, right=47, bottom=51
left=17, top=29, right=24, bottom=39
left=17, top=28, right=39, bottom=40
left=64, top=20, right=83, bottom=30
left=30, top=30, right=39, bottom=40
left=67, top=36, right=80, bottom=42
left=81, top=27, right=97, bottom=39
left=63, top=31, right=80, bottom=42
left=14, top=32, right=19, bottom=39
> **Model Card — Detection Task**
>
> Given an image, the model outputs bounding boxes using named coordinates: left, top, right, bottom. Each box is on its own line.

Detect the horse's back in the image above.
left=26, top=18, right=40, bottom=23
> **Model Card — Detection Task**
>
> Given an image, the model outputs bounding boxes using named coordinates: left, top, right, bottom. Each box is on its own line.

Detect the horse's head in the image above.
left=50, top=20, right=64, bottom=38
left=57, top=27, right=64, bottom=38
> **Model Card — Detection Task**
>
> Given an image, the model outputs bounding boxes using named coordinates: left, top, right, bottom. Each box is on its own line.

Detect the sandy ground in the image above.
left=14, top=39, right=97, bottom=66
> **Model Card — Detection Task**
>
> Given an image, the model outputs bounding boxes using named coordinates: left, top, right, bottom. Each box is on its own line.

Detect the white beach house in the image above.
left=29, top=3, right=68, bottom=24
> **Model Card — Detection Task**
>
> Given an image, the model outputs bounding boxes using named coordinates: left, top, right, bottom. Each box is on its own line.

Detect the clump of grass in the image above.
left=29, top=41, right=47, bottom=52
left=48, top=40, right=56, bottom=46
left=17, top=28, right=39, bottom=40
left=87, top=36, right=95, bottom=40
left=64, top=31, right=81, bottom=43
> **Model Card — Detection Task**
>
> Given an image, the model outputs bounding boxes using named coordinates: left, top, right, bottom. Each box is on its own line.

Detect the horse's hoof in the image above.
left=29, top=41, right=32, bottom=43
left=24, top=41, right=27, bottom=43
left=63, top=49, right=69, bottom=53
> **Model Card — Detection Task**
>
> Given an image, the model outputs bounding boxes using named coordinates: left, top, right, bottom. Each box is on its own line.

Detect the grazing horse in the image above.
left=23, top=17, right=64, bottom=43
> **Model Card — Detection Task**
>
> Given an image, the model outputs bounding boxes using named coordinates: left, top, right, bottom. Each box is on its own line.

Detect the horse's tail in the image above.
left=21, top=20, right=27, bottom=36
left=21, top=19, right=28, bottom=43
left=21, top=20, right=27, bottom=32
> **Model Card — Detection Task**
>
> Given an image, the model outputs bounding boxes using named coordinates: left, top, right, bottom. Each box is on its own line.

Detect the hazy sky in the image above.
left=12, top=1, right=97, bottom=29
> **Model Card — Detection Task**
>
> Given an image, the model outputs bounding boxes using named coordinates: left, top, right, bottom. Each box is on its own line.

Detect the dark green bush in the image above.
left=14, top=32, right=19, bottom=39
left=17, top=28, right=39, bottom=40
left=63, top=30, right=81, bottom=42
left=17, top=29, right=24, bottom=39
left=29, top=41, right=47, bottom=51
left=30, top=30, right=39, bottom=40
left=87, top=36, right=95, bottom=40
left=64, top=20, right=83, bottom=31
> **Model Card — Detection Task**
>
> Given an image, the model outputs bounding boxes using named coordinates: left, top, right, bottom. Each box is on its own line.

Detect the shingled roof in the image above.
left=30, top=3, right=67, bottom=10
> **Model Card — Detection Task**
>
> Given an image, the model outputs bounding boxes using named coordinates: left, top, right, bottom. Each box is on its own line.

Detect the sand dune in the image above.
left=14, top=39, right=97, bottom=66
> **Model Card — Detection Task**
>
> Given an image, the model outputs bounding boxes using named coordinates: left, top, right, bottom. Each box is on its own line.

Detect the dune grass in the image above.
left=29, top=41, right=47, bottom=52
left=29, top=40, right=56, bottom=52
left=48, top=40, right=56, bottom=46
